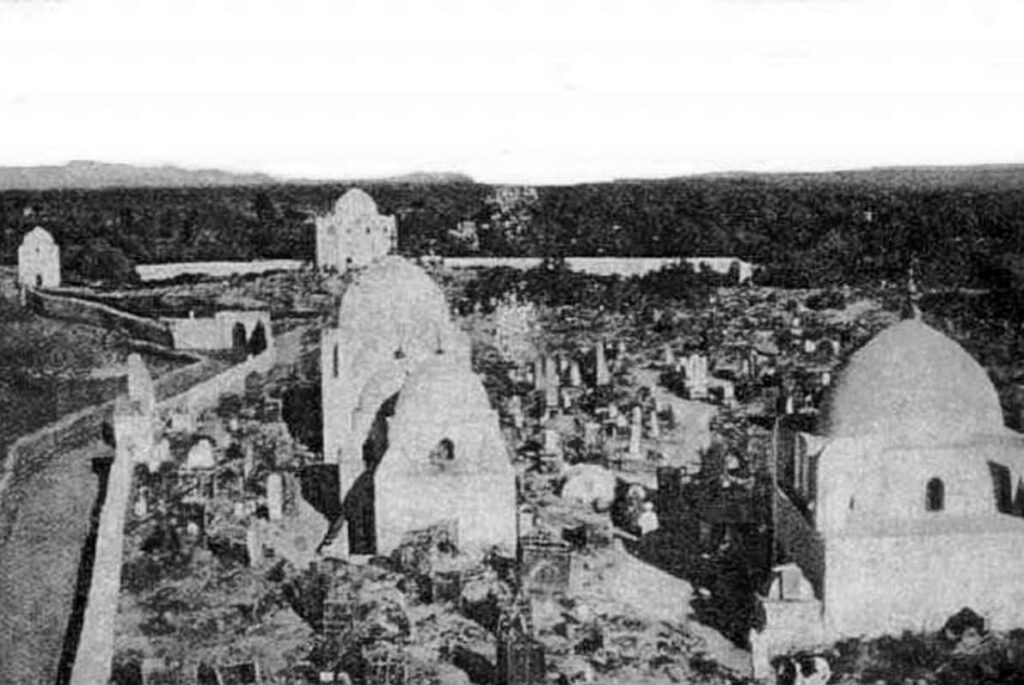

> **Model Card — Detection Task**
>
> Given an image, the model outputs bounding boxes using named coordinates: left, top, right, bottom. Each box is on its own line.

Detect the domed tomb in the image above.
left=820, top=319, right=1005, bottom=445
left=315, top=187, right=396, bottom=271
left=374, top=357, right=516, bottom=555
left=320, top=256, right=469, bottom=470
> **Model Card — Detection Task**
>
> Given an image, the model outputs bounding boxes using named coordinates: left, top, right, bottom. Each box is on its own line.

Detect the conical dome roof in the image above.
left=821, top=318, right=1005, bottom=444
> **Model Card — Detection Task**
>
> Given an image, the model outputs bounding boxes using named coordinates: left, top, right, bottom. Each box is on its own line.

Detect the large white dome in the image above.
left=333, top=187, right=379, bottom=218
left=337, top=257, right=451, bottom=350
left=821, top=318, right=1005, bottom=444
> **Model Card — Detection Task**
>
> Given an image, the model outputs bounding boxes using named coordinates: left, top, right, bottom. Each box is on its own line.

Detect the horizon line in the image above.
left=6, top=157, right=1024, bottom=188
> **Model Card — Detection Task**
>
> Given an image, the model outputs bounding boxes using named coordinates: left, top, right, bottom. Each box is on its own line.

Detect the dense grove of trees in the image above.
left=457, top=258, right=722, bottom=314
left=3, top=177, right=1024, bottom=288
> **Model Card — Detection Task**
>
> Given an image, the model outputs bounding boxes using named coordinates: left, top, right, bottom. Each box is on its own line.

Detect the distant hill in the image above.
left=642, top=164, right=1024, bottom=190
left=370, top=171, right=476, bottom=185
left=0, top=160, right=280, bottom=190
left=0, top=161, right=477, bottom=191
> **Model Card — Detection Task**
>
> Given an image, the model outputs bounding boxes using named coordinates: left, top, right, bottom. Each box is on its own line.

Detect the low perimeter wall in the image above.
left=0, top=331, right=293, bottom=684
left=27, top=288, right=174, bottom=347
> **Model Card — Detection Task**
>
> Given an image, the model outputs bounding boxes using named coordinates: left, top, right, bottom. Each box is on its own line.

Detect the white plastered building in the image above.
left=318, top=256, right=514, bottom=557
left=771, top=316, right=1024, bottom=646
left=18, top=226, right=61, bottom=288
left=315, top=188, right=397, bottom=272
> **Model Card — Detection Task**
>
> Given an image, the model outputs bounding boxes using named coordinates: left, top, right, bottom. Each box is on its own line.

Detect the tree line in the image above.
left=2, top=178, right=1023, bottom=288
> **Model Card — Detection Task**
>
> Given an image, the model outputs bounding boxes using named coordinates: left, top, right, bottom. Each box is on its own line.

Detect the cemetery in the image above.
left=7, top=191, right=1024, bottom=684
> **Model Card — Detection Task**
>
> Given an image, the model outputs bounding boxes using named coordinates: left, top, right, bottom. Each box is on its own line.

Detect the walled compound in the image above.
left=163, top=308, right=273, bottom=353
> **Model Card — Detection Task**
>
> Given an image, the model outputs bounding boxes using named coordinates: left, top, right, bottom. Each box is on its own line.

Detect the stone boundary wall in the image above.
left=68, top=343, right=283, bottom=683
left=0, top=353, right=223, bottom=544
left=435, top=256, right=758, bottom=281
left=0, top=328, right=305, bottom=682
left=0, top=396, right=116, bottom=548
left=27, top=288, right=174, bottom=347
left=136, top=259, right=305, bottom=282
left=131, top=256, right=759, bottom=282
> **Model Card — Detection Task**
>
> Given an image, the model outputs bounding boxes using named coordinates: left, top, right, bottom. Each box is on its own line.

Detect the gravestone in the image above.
left=663, top=343, right=675, bottom=368
left=560, top=388, right=573, bottom=411
left=543, top=359, right=559, bottom=412
left=569, top=360, right=582, bottom=388
left=628, top=407, right=643, bottom=459
left=267, top=473, right=284, bottom=521
left=594, top=342, right=610, bottom=387
left=542, top=428, right=561, bottom=457
left=519, top=531, right=571, bottom=597
left=509, top=395, right=525, bottom=429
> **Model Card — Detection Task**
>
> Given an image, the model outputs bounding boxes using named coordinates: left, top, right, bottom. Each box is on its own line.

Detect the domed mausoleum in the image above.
left=317, top=223, right=510, bottom=557
left=315, top=187, right=397, bottom=272
left=375, top=358, right=516, bottom=555
left=767, top=314, right=1024, bottom=649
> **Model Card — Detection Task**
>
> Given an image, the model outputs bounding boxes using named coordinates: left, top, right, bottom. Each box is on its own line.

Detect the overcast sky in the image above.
left=2, top=0, right=1022, bottom=184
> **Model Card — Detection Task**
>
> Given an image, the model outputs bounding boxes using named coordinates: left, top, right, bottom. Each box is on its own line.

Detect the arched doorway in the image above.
left=248, top=321, right=267, bottom=356
left=232, top=322, right=248, bottom=354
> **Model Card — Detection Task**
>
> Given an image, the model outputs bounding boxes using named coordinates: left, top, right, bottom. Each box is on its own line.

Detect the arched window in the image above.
left=429, top=438, right=455, bottom=466
left=332, top=344, right=339, bottom=378
left=926, top=477, right=945, bottom=512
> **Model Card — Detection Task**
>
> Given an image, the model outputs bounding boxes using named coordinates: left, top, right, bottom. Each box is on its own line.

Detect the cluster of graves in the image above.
left=114, top=282, right=895, bottom=684
left=481, top=286, right=898, bottom=672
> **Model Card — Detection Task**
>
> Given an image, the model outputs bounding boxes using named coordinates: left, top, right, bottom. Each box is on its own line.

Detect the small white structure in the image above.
left=315, top=188, right=397, bottom=272
left=18, top=226, right=60, bottom=289
left=185, top=438, right=216, bottom=470
left=164, top=310, right=272, bottom=353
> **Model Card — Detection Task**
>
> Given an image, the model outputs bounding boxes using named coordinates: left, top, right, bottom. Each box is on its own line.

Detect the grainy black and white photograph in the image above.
left=2, top=1, right=1024, bottom=683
